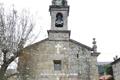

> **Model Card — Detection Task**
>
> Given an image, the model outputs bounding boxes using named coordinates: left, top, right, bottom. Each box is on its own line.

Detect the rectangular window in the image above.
left=53, top=60, right=61, bottom=71
left=77, top=54, right=79, bottom=58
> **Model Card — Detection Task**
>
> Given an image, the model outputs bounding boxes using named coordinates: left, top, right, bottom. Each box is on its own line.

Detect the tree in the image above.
left=104, top=64, right=114, bottom=80
left=0, top=4, right=37, bottom=80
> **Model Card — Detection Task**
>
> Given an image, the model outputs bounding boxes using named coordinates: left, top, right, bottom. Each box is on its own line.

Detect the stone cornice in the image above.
left=91, top=52, right=100, bottom=57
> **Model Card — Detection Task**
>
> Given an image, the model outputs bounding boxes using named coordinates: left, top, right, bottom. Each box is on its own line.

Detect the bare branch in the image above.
left=0, top=4, right=39, bottom=79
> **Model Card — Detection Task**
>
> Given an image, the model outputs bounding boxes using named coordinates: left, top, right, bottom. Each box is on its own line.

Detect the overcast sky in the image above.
left=1, top=0, right=120, bottom=62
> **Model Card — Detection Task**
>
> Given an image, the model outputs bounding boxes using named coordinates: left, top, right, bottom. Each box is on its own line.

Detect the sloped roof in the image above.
left=111, top=58, right=120, bottom=65
left=24, top=38, right=49, bottom=49
left=24, top=38, right=92, bottom=50
left=70, top=39, right=92, bottom=50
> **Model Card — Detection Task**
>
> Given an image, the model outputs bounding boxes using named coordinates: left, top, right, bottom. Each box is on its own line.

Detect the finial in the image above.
left=113, top=55, right=119, bottom=61
left=92, top=38, right=97, bottom=53
left=92, top=38, right=96, bottom=44
left=52, top=0, right=67, bottom=6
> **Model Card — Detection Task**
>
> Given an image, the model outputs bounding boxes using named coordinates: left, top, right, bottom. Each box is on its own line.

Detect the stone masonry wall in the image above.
left=112, top=60, right=120, bottom=80
left=18, top=39, right=99, bottom=80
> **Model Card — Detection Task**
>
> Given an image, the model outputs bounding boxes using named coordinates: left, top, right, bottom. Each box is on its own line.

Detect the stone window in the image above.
left=53, top=60, right=61, bottom=71
left=77, top=54, right=79, bottom=58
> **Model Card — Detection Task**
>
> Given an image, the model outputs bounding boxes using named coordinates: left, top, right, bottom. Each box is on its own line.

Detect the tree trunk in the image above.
left=0, top=70, right=7, bottom=80
left=0, top=51, right=19, bottom=80
left=0, top=63, right=9, bottom=80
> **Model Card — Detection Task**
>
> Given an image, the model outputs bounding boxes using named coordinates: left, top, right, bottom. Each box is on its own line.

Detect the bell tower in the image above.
left=49, top=0, right=69, bottom=30
left=48, top=0, right=70, bottom=40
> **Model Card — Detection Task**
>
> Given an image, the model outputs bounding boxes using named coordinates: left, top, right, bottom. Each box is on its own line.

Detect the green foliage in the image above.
left=104, top=64, right=113, bottom=75
left=104, top=64, right=114, bottom=80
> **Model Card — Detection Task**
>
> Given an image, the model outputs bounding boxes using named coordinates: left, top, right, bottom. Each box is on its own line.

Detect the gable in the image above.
left=24, top=38, right=49, bottom=50
left=69, top=39, right=92, bottom=51
left=23, top=38, right=92, bottom=51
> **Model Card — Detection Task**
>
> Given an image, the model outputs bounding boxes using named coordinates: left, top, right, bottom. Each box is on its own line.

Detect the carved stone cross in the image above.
left=55, top=44, right=62, bottom=54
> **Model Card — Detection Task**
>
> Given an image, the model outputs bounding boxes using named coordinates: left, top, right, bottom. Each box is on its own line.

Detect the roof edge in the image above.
left=111, top=58, right=120, bottom=65
left=70, top=39, right=92, bottom=50
left=24, top=38, right=49, bottom=49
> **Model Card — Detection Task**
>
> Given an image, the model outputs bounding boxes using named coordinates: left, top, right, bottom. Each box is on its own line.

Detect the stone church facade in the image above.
left=18, top=0, right=100, bottom=80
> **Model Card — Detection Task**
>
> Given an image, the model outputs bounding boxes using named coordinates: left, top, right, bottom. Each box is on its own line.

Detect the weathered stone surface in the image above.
left=18, top=0, right=99, bottom=80
left=18, top=38, right=99, bottom=80
left=112, top=58, right=120, bottom=80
